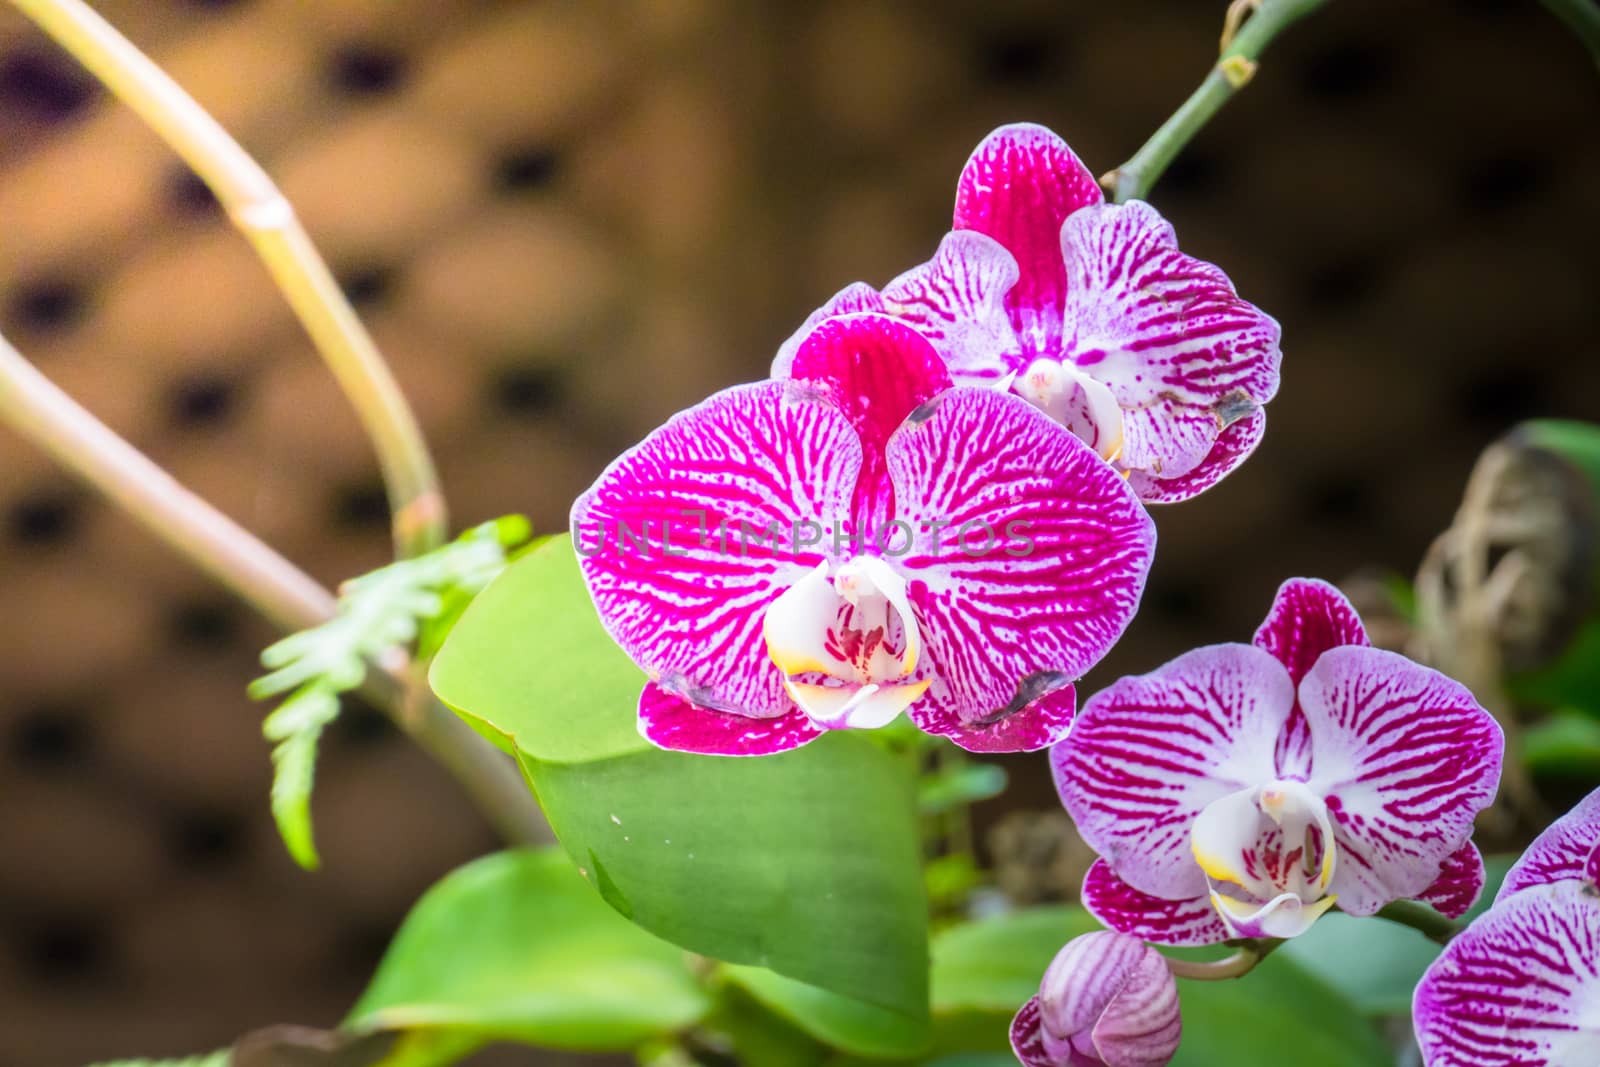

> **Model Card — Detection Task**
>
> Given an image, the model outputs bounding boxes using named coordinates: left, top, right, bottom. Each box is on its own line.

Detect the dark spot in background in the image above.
left=494, top=146, right=561, bottom=192
left=1457, top=361, right=1551, bottom=429
left=8, top=490, right=83, bottom=548
left=1301, top=470, right=1376, bottom=526
left=337, top=264, right=395, bottom=308
left=168, top=371, right=239, bottom=429
left=1457, top=150, right=1543, bottom=213
left=8, top=277, right=88, bottom=333
left=20, top=918, right=112, bottom=985
left=332, top=695, right=396, bottom=748
left=491, top=362, right=565, bottom=418
left=0, top=50, right=97, bottom=124
left=331, top=480, right=390, bottom=530
left=1158, top=150, right=1220, bottom=200
left=327, top=45, right=408, bottom=96
left=165, top=165, right=222, bottom=218
left=975, top=28, right=1060, bottom=86
left=167, top=599, right=242, bottom=652
left=167, top=808, right=244, bottom=869
left=10, top=701, right=91, bottom=770
left=1147, top=578, right=1208, bottom=624
left=1298, top=38, right=1394, bottom=103
left=1300, top=254, right=1382, bottom=313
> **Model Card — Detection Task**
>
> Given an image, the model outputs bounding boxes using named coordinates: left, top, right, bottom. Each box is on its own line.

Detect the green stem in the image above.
left=1541, top=0, right=1600, bottom=68
left=1105, top=0, right=1329, bottom=203
left=0, top=331, right=547, bottom=849
left=1375, top=900, right=1461, bottom=945
left=9, top=0, right=447, bottom=559
left=1164, top=938, right=1281, bottom=981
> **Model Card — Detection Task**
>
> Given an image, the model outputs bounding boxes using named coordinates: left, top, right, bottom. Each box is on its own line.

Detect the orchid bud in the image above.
left=1010, top=931, right=1181, bottom=1067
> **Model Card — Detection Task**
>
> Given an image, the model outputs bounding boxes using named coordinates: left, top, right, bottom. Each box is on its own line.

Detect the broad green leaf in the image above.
left=1170, top=953, right=1391, bottom=1067
left=433, top=537, right=931, bottom=1035
left=430, top=536, right=651, bottom=764
left=347, top=848, right=708, bottom=1050
left=1524, top=709, right=1600, bottom=776
left=930, top=906, right=1101, bottom=1014
left=725, top=965, right=932, bottom=1058
left=522, top=733, right=931, bottom=1034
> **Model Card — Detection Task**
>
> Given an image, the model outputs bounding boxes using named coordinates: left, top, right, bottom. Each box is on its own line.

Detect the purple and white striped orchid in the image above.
left=777, top=123, right=1281, bottom=503
left=1010, top=930, right=1182, bottom=1067
left=1054, top=579, right=1503, bottom=943
left=1413, top=787, right=1600, bottom=1066
left=572, top=312, right=1154, bottom=756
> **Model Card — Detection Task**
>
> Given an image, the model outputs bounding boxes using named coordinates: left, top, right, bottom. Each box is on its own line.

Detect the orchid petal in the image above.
left=1414, top=881, right=1600, bottom=1067
left=1054, top=644, right=1293, bottom=900
left=887, top=388, right=1154, bottom=741
left=1419, top=841, right=1488, bottom=919
left=1210, top=888, right=1338, bottom=940
left=1033, top=931, right=1182, bottom=1067
left=952, top=123, right=1103, bottom=357
left=1016, top=357, right=1126, bottom=461
left=783, top=677, right=930, bottom=730
left=1125, top=405, right=1266, bottom=504
left=1499, top=786, right=1600, bottom=902
left=1253, top=576, right=1370, bottom=777
left=571, top=381, right=860, bottom=719
left=1059, top=201, right=1281, bottom=483
left=771, top=282, right=886, bottom=378
left=1009, top=996, right=1055, bottom=1067
left=880, top=230, right=1023, bottom=384
left=1081, top=859, right=1231, bottom=947
left=914, top=683, right=1076, bottom=754
left=637, top=682, right=823, bottom=757
left=1300, top=646, right=1504, bottom=915
left=789, top=313, right=953, bottom=534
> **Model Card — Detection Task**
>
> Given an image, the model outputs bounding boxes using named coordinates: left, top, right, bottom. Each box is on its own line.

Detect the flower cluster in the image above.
left=1056, top=579, right=1502, bottom=944
left=573, top=123, right=1279, bottom=755
left=1414, top=787, right=1600, bottom=1066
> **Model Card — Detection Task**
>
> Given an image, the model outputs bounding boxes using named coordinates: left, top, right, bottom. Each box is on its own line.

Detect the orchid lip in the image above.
left=1014, top=357, right=1125, bottom=463
left=1191, top=778, right=1338, bottom=937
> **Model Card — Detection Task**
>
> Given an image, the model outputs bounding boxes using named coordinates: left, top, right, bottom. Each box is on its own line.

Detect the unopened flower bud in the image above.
left=1010, top=930, right=1181, bottom=1067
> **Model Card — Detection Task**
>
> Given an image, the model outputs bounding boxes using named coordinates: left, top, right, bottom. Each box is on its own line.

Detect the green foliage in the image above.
left=723, top=966, right=933, bottom=1059
left=918, top=761, right=1007, bottom=815
left=431, top=536, right=933, bottom=1045
left=252, top=517, right=530, bottom=868
left=1523, top=708, right=1600, bottom=777
left=347, top=848, right=708, bottom=1052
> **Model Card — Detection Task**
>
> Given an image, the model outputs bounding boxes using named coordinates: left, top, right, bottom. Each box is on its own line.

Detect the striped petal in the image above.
left=638, top=682, right=822, bottom=757
left=1034, top=931, right=1183, bottom=1067
left=1053, top=644, right=1293, bottom=900
left=788, top=314, right=952, bottom=535
left=772, top=282, right=886, bottom=378
left=1059, top=201, right=1280, bottom=486
left=571, top=380, right=860, bottom=719
left=914, top=683, right=1076, bottom=754
left=881, top=230, right=1023, bottom=384
left=887, top=388, right=1154, bottom=739
left=1125, top=406, right=1266, bottom=504
left=952, top=123, right=1103, bottom=358
left=1419, top=841, right=1488, bottom=919
left=1253, top=576, right=1370, bottom=778
left=1009, top=996, right=1055, bottom=1067
left=1499, top=786, right=1600, bottom=903
left=1081, top=859, right=1231, bottom=947
left=1414, top=881, right=1600, bottom=1067
left=1300, top=646, right=1504, bottom=916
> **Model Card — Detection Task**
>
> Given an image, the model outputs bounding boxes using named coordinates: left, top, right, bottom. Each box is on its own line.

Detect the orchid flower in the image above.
left=1054, top=578, right=1503, bottom=943
left=1414, top=787, right=1600, bottom=1066
left=776, top=123, right=1281, bottom=503
left=572, top=313, right=1154, bottom=756
left=1010, top=930, right=1182, bottom=1067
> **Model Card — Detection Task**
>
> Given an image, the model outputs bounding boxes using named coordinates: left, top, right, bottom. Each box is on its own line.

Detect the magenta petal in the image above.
left=1418, top=841, right=1488, bottom=920
left=571, top=381, right=860, bottom=718
left=1060, top=201, right=1281, bottom=485
left=771, top=282, right=887, bottom=378
left=1299, top=646, right=1504, bottom=916
left=789, top=313, right=953, bottom=534
left=1414, top=881, right=1600, bottom=1067
left=1081, top=859, right=1231, bottom=947
left=887, top=389, right=1154, bottom=736
left=1053, top=644, right=1293, bottom=900
left=637, top=682, right=822, bottom=756
left=953, top=123, right=1103, bottom=357
left=1125, top=406, right=1266, bottom=505
left=1499, top=786, right=1600, bottom=902
left=881, top=230, right=1022, bottom=383
left=1253, top=577, right=1370, bottom=684
left=912, top=683, right=1075, bottom=754
left=1009, top=996, right=1055, bottom=1067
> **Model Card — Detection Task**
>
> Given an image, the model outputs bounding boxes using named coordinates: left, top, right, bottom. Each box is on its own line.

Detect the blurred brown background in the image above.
left=0, top=0, right=1593, bottom=1063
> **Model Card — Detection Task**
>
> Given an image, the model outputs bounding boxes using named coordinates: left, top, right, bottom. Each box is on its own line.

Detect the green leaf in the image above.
left=1169, top=952, right=1391, bottom=1067
left=930, top=906, right=1101, bottom=1015
left=724, top=965, right=932, bottom=1059
left=918, top=762, right=1007, bottom=815
left=432, top=537, right=931, bottom=1042
left=430, top=536, right=652, bottom=764
left=348, top=848, right=708, bottom=1050
left=1524, top=709, right=1600, bottom=776
left=521, top=734, right=931, bottom=1035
